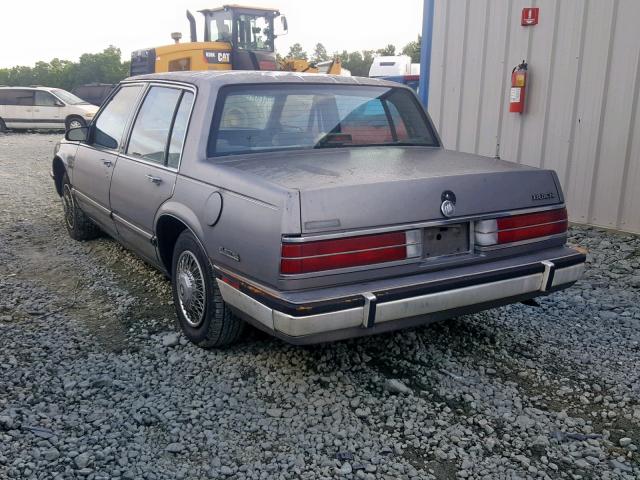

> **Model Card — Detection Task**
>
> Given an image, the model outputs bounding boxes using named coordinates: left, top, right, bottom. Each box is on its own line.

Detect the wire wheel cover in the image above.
left=176, top=250, right=206, bottom=327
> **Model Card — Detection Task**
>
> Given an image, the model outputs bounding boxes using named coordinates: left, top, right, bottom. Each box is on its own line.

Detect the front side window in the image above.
left=34, top=91, right=57, bottom=107
left=127, top=87, right=182, bottom=164
left=52, top=89, right=86, bottom=105
left=93, top=85, right=143, bottom=149
left=209, top=85, right=437, bottom=157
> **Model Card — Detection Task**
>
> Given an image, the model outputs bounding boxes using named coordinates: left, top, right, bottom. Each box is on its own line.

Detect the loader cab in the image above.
left=200, top=5, right=285, bottom=70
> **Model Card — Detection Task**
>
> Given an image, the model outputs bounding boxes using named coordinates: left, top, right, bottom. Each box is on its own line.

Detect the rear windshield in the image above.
left=208, top=84, right=438, bottom=157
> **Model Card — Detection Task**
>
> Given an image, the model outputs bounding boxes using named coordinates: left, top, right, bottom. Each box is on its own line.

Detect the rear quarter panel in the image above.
left=160, top=166, right=300, bottom=289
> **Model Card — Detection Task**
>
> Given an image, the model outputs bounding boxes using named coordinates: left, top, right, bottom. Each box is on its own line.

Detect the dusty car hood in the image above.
left=217, top=146, right=563, bottom=233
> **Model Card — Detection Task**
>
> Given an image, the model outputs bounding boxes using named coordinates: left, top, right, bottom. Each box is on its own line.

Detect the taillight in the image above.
left=281, top=230, right=421, bottom=275
left=475, top=208, right=567, bottom=246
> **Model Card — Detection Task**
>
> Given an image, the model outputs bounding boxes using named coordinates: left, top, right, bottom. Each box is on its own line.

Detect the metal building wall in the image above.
left=428, top=0, right=640, bottom=234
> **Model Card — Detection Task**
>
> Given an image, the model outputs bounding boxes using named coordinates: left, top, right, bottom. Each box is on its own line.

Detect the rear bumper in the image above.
left=216, top=247, right=586, bottom=344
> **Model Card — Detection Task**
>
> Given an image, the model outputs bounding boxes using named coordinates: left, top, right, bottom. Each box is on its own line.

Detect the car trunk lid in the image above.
left=216, top=146, right=562, bottom=233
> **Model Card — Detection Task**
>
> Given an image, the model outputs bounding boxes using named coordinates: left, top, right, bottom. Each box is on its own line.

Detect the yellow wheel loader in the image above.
left=130, top=5, right=343, bottom=75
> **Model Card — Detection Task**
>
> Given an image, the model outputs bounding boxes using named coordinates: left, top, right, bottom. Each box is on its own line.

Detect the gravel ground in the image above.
left=1, top=132, right=639, bottom=480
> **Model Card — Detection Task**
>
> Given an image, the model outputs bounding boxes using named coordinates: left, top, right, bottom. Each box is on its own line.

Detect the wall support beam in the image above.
left=419, top=0, right=435, bottom=107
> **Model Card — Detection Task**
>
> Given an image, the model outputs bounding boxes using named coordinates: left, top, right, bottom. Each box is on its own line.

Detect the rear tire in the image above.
left=61, top=172, right=100, bottom=241
left=171, top=230, right=244, bottom=348
left=0, top=118, right=6, bottom=133
left=65, top=116, right=86, bottom=131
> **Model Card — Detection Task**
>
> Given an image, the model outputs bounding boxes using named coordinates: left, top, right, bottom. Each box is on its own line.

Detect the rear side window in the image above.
left=126, top=87, right=182, bottom=164
left=209, top=84, right=437, bottom=157
left=93, top=85, right=143, bottom=149
left=0, top=90, right=34, bottom=106
left=167, top=91, right=194, bottom=168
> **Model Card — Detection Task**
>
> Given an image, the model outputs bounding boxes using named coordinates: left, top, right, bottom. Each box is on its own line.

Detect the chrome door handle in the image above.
left=101, top=159, right=112, bottom=167
left=146, top=174, right=163, bottom=185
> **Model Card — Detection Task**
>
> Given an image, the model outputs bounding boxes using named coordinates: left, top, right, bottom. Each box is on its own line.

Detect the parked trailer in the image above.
left=369, top=55, right=419, bottom=91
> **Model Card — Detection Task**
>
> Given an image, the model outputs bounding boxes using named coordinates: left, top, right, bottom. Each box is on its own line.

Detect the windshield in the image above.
left=208, top=85, right=438, bottom=157
left=52, top=89, right=88, bottom=105
left=235, top=14, right=274, bottom=51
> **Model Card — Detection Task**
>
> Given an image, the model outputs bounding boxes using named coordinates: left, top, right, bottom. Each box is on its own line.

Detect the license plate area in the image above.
left=423, top=223, right=470, bottom=259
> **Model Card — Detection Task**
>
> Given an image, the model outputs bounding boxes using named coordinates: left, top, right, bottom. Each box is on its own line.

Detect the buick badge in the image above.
left=440, top=190, right=457, bottom=218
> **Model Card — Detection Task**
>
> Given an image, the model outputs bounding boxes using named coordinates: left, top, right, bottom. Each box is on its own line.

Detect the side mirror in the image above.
left=54, top=100, right=65, bottom=107
left=65, top=126, right=89, bottom=142
left=275, top=15, right=288, bottom=36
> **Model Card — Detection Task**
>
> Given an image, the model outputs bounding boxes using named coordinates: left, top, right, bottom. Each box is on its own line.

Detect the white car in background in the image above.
left=0, top=86, right=98, bottom=132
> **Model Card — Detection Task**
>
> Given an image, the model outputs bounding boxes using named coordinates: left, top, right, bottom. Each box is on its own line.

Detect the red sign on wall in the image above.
left=521, top=7, right=539, bottom=26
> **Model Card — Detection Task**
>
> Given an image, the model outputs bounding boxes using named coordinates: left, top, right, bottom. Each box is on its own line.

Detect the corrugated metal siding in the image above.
left=429, top=0, right=640, bottom=234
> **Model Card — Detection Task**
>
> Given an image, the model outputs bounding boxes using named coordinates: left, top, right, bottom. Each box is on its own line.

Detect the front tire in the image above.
left=61, top=172, right=100, bottom=241
left=0, top=118, right=7, bottom=133
left=171, top=230, right=244, bottom=348
left=65, top=116, right=86, bottom=131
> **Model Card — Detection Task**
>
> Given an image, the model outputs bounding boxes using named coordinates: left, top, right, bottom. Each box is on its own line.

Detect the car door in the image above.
left=70, top=84, right=144, bottom=236
left=33, top=91, right=64, bottom=129
left=110, top=85, right=194, bottom=263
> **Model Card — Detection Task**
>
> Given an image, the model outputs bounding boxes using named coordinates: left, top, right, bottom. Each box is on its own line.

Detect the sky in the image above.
left=0, top=0, right=424, bottom=69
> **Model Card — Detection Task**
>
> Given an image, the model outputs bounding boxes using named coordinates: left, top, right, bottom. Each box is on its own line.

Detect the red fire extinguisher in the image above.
left=509, top=60, right=528, bottom=113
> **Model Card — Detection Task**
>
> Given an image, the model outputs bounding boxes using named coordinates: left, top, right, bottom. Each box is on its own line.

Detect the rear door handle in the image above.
left=146, top=174, right=163, bottom=185
left=101, top=159, right=112, bottom=167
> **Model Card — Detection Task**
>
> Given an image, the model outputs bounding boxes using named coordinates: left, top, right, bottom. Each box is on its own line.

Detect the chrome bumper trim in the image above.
left=217, top=280, right=274, bottom=330
left=374, top=273, right=542, bottom=324
left=217, top=260, right=584, bottom=340
left=551, top=263, right=584, bottom=288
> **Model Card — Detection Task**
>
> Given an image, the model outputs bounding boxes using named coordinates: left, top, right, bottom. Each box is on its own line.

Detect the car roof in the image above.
left=0, top=86, right=56, bottom=91
left=124, top=71, right=407, bottom=90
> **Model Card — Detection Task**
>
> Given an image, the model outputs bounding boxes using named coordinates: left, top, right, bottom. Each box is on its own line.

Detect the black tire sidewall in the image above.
left=62, top=172, right=79, bottom=237
left=61, top=172, right=97, bottom=240
left=0, top=118, right=6, bottom=132
left=65, top=116, right=86, bottom=131
left=171, top=231, right=218, bottom=344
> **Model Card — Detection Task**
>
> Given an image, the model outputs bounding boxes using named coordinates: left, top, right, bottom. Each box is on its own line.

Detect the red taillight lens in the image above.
left=281, top=231, right=419, bottom=275
left=497, top=208, right=567, bottom=230
left=497, top=219, right=568, bottom=243
left=475, top=208, right=567, bottom=246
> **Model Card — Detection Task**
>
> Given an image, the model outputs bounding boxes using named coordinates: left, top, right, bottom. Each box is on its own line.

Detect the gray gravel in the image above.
left=1, top=132, right=639, bottom=479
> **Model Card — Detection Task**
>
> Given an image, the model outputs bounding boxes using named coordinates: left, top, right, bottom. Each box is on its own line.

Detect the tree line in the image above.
left=0, top=38, right=421, bottom=91
left=0, top=47, right=130, bottom=92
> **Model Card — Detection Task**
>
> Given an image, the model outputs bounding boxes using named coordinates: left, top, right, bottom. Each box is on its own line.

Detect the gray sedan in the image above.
left=51, top=71, right=585, bottom=347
